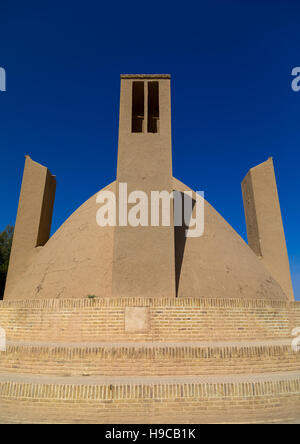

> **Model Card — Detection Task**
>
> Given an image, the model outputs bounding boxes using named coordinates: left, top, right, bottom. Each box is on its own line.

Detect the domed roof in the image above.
left=7, top=178, right=287, bottom=301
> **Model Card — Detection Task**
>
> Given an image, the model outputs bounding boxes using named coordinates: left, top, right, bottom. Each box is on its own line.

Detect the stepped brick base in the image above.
left=0, top=344, right=300, bottom=376
left=0, top=379, right=300, bottom=424
left=0, top=298, right=300, bottom=423
left=0, top=298, right=299, bottom=342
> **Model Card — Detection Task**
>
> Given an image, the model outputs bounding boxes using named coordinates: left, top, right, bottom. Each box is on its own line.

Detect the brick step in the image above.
left=1, top=341, right=299, bottom=376
left=0, top=371, right=299, bottom=423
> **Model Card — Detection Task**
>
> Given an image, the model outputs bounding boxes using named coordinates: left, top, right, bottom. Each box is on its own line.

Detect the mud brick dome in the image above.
left=0, top=75, right=299, bottom=424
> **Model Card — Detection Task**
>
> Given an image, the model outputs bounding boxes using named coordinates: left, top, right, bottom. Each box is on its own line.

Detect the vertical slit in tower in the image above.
left=148, top=81, right=159, bottom=133
left=131, top=81, right=144, bottom=133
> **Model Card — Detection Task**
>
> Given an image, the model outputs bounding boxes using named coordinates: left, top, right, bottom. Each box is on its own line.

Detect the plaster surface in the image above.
left=4, top=178, right=287, bottom=301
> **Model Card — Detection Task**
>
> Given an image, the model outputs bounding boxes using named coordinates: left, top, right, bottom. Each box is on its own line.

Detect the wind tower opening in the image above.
left=131, top=81, right=144, bottom=133
left=148, top=81, right=159, bottom=133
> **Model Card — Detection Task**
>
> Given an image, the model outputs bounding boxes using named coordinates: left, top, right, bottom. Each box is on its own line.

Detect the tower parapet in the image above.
left=4, top=156, right=56, bottom=299
left=242, top=157, right=294, bottom=300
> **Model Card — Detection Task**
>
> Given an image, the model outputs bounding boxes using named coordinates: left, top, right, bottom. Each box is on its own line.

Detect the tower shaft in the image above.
left=112, top=75, right=176, bottom=298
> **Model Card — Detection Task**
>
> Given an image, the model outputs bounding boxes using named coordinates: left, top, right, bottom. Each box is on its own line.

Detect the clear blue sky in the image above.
left=0, top=0, right=299, bottom=299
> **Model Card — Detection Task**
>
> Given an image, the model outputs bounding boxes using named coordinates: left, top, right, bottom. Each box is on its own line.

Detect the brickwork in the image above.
left=0, top=298, right=299, bottom=423
left=0, top=380, right=299, bottom=423
left=0, top=298, right=299, bottom=342
left=0, top=344, right=299, bottom=376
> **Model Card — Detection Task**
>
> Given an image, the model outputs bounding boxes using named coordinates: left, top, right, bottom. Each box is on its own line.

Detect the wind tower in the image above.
left=112, top=75, right=176, bottom=298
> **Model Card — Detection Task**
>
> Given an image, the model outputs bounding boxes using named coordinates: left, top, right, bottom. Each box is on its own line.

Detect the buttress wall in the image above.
left=4, top=156, right=56, bottom=299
